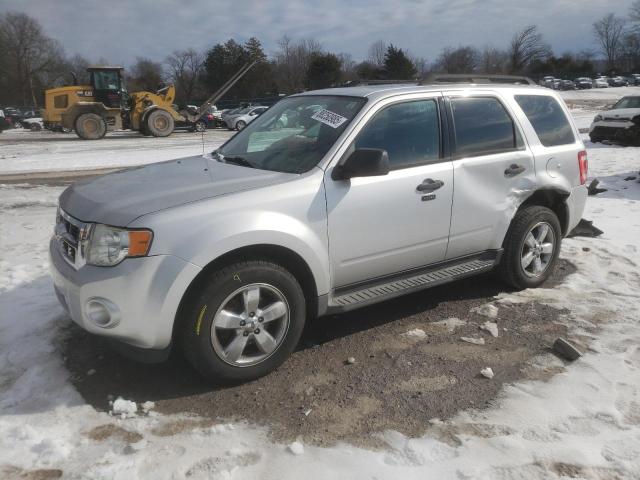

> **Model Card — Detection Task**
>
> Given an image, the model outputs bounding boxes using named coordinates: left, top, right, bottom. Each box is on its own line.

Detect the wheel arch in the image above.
left=173, top=243, right=319, bottom=341
left=60, top=102, right=109, bottom=129
left=518, top=188, right=570, bottom=236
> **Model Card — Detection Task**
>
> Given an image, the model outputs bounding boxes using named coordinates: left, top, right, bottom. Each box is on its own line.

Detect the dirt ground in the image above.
left=61, top=259, right=581, bottom=448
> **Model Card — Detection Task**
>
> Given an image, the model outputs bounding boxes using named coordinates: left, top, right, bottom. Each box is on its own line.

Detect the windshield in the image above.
left=613, top=97, right=640, bottom=109
left=215, top=95, right=367, bottom=174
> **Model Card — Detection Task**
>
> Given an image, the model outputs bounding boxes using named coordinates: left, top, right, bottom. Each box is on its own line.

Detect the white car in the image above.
left=224, top=106, right=268, bottom=131
left=593, top=77, right=609, bottom=88
left=589, top=95, right=640, bottom=144
left=50, top=83, right=587, bottom=382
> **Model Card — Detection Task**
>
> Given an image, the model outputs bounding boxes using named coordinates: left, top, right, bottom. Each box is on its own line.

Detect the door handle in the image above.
left=416, top=178, right=444, bottom=192
left=504, top=164, right=525, bottom=177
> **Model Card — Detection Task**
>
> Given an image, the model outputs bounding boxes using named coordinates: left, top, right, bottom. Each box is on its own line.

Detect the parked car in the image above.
left=558, top=80, right=576, bottom=90
left=50, top=83, right=587, bottom=382
left=0, top=109, right=8, bottom=132
left=574, top=77, right=593, bottom=89
left=21, top=117, right=44, bottom=131
left=593, top=77, right=609, bottom=88
left=608, top=76, right=629, bottom=87
left=589, top=95, right=640, bottom=145
left=629, top=74, right=640, bottom=86
left=224, top=105, right=268, bottom=130
left=541, top=76, right=556, bottom=88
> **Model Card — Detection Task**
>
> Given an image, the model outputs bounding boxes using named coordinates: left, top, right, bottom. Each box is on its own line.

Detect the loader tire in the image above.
left=146, top=109, right=174, bottom=137
left=75, top=113, right=107, bottom=140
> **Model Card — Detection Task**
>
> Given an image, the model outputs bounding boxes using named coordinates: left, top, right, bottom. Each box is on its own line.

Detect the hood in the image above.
left=59, top=155, right=294, bottom=226
left=601, top=108, right=640, bottom=120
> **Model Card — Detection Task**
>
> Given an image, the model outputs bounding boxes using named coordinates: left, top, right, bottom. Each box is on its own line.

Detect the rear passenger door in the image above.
left=444, top=93, right=535, bottom=259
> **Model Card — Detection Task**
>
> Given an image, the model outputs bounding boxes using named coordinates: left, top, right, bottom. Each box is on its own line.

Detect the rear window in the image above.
left=515, top=95, right=575, bottom=147
left=450, top=97, right=521, bottom=158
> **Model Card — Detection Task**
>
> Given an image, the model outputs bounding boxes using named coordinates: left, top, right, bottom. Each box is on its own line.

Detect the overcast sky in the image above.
left=0, top=0, right=631, bottom=67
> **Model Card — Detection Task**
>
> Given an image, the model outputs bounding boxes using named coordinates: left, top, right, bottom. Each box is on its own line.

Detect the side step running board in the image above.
left=328, top=252, right=499, bottom=312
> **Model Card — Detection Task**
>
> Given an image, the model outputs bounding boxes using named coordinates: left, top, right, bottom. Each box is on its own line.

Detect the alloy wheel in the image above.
left=210, top=283, right=290, bottom=367
left=521, top=221, right=555, bottom=277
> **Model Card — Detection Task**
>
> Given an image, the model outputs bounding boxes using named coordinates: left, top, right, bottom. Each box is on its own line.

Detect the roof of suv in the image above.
left=295, top=83, right=544, bottom=101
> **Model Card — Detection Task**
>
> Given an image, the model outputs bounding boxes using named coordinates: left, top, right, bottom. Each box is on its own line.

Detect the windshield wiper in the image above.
left=213, top=151, right=256, bottom=169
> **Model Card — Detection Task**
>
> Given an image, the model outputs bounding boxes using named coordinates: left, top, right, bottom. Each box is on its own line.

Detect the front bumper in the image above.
left=49, top=237, right=201, bottom=352
left=589, top=121, right=638, bottom=143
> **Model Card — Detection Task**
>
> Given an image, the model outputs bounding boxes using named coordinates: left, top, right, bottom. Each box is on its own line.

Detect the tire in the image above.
left=498, top=205, right=562, bottom=290
left=179, top=261, right=306, bottom=383
left=75, top=113, right=107, bottom=140
left=194, top=121, right=206, bottom=133
left=140, top=119, right=152, bottom=136
left=236, top=120, right=246, bottom=131
left=146, top=109, right=174, bottom=137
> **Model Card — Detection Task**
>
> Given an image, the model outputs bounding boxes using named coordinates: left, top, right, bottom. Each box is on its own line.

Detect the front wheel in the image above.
left=194, top=121, right=206, bottom=133
left=146, top=109, right=174, bottom=137
left=179, top=261, right=306, bottom=383
left=498, top=206, right=562, bottom=290
left=235, top=120, right=246, bottom=131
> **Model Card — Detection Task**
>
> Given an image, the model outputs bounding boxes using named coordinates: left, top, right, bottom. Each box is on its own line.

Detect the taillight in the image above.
left=578, top=150, right=588, bottom=185
left=207, top=114, right=214, bottom=120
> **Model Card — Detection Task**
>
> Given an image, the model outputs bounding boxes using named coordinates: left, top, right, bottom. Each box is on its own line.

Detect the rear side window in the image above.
left=450, top=97, right=520, bottom=158
left=515, top=95, right=575, bottom=147
left=354, top=99, right=440, bottom=169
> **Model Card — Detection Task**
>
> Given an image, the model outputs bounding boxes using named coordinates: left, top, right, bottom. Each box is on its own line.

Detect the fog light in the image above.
left=85, top=298, right=120, bottom=328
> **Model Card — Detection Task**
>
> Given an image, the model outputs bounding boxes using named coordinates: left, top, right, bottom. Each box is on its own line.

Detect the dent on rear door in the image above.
left=445, top=94, right=537, bottom=259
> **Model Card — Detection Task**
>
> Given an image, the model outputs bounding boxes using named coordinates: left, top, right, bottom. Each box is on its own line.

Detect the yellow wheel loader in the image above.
left=43, top=63, right=255, bottom=140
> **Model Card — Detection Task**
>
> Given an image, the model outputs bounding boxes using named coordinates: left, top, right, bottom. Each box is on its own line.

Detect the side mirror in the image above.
left=332, top=148, right=390, bottom=180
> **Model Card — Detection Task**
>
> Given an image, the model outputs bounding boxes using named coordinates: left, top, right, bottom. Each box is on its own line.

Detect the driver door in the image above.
left=325, top=96, right=453, bottom=288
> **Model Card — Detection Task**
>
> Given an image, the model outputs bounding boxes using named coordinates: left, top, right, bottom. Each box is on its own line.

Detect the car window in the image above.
left=353, top=99, right=440, bottom=170
left=514, top=95, right=575, bottom=147
left=450, top=97, right=520, bottom=157
left=612, top=97, right=640, bottom=109
left=217, top=95, right=366, bottom=174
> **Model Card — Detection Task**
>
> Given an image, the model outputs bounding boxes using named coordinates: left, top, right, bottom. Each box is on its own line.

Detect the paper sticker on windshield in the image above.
left=311, top=109, right=348, bottom=128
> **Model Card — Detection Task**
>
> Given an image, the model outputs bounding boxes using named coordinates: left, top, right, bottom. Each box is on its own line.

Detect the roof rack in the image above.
left=341, top=79, right=418, bottom=87
left=421, top=74, right=536, bottom=86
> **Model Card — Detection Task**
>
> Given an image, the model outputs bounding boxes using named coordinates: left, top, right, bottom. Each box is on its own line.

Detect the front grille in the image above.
left=603, top=117, right=629, bottom=123
left=55, top=209, right=89, bottom=267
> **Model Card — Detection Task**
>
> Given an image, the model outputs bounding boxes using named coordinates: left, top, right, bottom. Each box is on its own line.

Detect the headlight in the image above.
left=86, top=224, right=153, bottom=266
left=593, top=115, right=603, bottom=123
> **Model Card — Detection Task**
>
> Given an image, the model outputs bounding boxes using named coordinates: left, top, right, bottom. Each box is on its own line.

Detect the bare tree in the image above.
left=593, top=14, right=626, bottom=69
left=165, top=48, right=205, bottom=102
left=367, top=40, right=387, bottom=66
left=0, top=12, right=66, bottom=107
left=508, top=25, right=551, bottom=73
left=409, top=54, right=429, bottom=78
left=631, top=1, right=640, bottom=29
left=478, top=46, right=508, bottom=73
left=337, top=52, right=357, bottom=82
left=273, top=35, right=322, bottom=93
left=127, top=57, right=164, bottom=92
left=435, top=46, right=480, bottom=73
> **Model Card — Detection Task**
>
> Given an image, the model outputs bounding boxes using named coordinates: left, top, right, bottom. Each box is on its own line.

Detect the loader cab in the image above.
left=87, top=66, right=125, bottom=108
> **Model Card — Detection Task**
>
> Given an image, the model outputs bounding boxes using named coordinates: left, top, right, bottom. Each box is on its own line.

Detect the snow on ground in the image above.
left=0, top=129, right=234, bottom=174
left=1, top=110, right=640, bottom=478
left=560, top=85, right=640, bottom=103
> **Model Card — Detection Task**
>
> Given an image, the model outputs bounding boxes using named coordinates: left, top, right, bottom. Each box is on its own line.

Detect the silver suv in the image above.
left=50, top=84, right=588, bottom=382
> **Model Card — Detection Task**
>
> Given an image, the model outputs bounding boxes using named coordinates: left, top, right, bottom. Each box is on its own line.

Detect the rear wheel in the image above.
left=179, top=261, right=306, bottom=383
left=75, top=113, right=107, bottom=140
left=498, top=206, right=562, bottom=290
left=146, top=109, right=174, bottom=137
